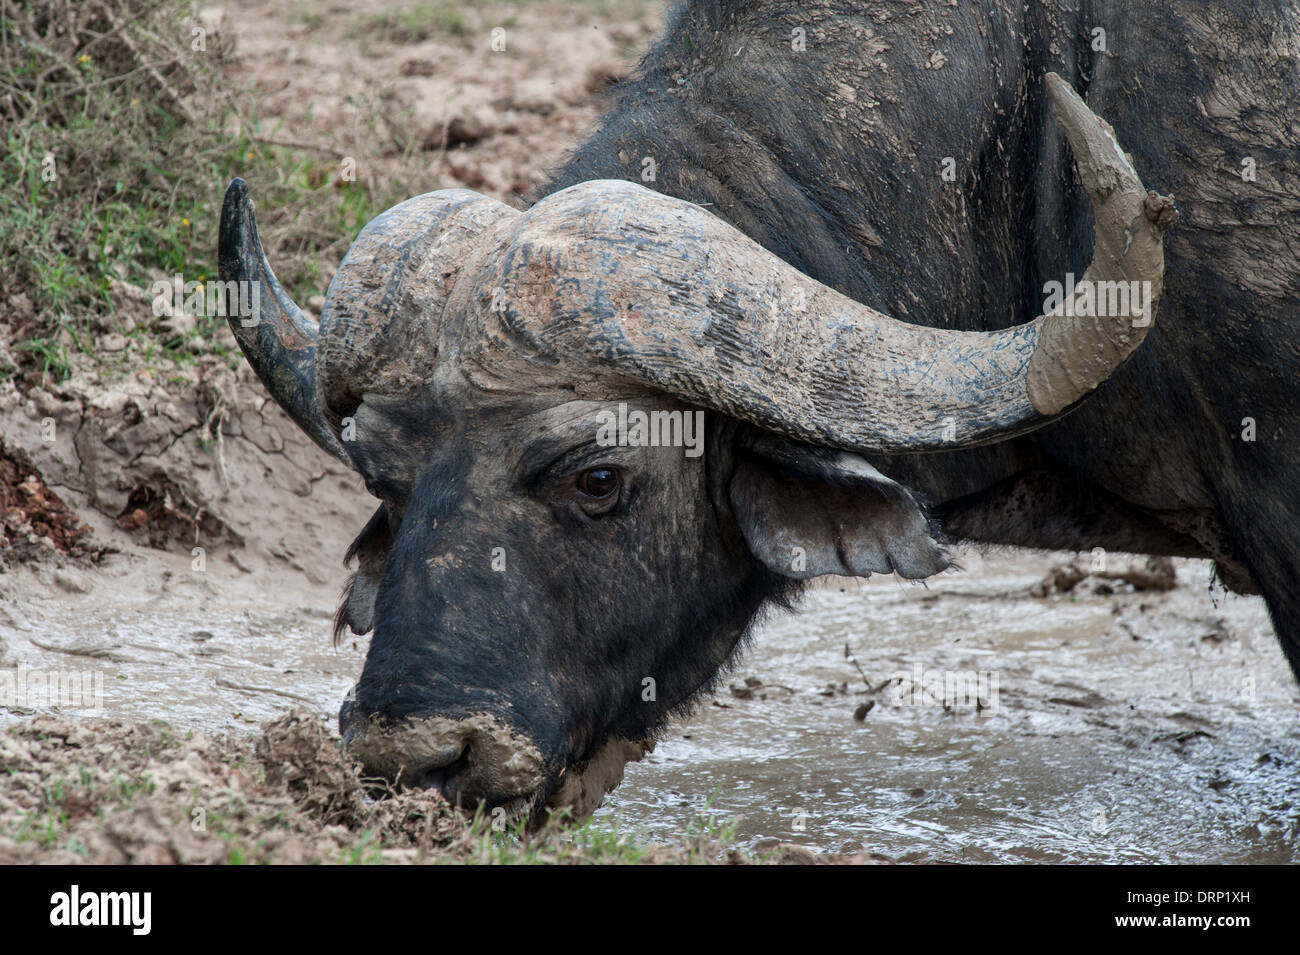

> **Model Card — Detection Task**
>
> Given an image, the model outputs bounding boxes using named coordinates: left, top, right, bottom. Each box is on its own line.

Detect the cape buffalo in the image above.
left=219, top=1, right=1297, bottom=819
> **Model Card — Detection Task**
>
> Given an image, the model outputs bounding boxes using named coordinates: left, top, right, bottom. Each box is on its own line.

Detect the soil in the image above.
left=221, top=0, right=663, bottom=206
left=0, top=707, right=841, bottom=864
left=0, top=708, right=454, bottom=864
left=1, top=440, right=101, bottom=564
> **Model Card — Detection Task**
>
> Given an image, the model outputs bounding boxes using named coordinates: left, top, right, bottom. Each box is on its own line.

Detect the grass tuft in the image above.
left=0, top=0, right=402, bottom=384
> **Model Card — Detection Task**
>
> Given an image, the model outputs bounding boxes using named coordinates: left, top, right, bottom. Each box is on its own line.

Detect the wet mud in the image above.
left=601, top=552, right=1299, bottom=862
left=4, top=542, right=1295, bottom=862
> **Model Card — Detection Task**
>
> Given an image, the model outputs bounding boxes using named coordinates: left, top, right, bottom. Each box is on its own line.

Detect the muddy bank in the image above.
left=0, top=709, right=454, bottom=864
left=0, top=708, right=839, bottom=864
left=0, top=343, right=376, bottom=737
left=224, top=0, right=664, bottom=205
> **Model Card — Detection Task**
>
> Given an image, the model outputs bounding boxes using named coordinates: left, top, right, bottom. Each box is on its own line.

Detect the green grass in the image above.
left=348, top=1, right=473, bottom=42
left=442, top=798, right=746, bottom=865
left=12, top=334, right=72, bottom=383
left=342, top=829, right=384, bottom=865
left=0, top=0, right=659, bottom=389
left=346, top=0, right=653, bottom=45
left=5, top=760, right=751, bottom=865
left=0, top=0, right=402, bottom=385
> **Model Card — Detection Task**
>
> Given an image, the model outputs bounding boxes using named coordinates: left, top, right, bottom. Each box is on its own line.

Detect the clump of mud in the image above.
left=0, top=709, right=462, bottom=864
left=0, top=440, right=102, bottom=564
left=0, top=709, right=828, bottom=864
left=256, top=708, right=368, bottom=826
left=113, top=474, right=223, bottom=550
left=548, top=737, right=653, bottom=820
left=1032, top=555, right=1177, bottom=596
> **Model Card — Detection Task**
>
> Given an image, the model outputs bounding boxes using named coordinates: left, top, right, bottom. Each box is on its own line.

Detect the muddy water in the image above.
left=0, top=552, right=367, bottom=734
left=3, top=549, right=1297, bottom=862
left=599, top=553, right=1300, bottom=863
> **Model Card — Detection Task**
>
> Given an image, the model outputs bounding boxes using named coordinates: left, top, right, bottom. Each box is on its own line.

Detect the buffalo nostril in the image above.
left=340, top=705, right=546, bottom=806
left=412, top=744, right=472, bottom=798
left=420, top=743, right=467, bottom=772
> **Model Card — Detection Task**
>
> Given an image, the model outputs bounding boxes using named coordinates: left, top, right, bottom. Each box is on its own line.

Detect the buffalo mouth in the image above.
left=543, top=736, right=655, bottom=820
left=339, top=688, right=652, bottom=821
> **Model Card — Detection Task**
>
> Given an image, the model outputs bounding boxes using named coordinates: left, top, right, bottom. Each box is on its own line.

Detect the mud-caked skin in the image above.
left=219, top=0, right=1299, bottom=817
left=333, top=396, right=945, bottom=811
left=545, top=1, right=1300, bottom=666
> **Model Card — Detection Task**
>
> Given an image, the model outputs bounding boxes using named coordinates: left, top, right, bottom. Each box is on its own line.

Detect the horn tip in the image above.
left=219, top=178, right=258, bottom=280
left=221, top=176, right=250, bottom=220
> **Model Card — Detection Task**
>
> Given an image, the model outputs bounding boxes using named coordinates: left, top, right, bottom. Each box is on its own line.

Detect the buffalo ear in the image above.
left=333, top=504, right=393, bottom=643
left=728, top=436, right=949, bottom=580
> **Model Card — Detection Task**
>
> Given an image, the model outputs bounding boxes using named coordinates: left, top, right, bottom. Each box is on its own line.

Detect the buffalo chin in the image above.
left=544, top=737, right=656, bottom=822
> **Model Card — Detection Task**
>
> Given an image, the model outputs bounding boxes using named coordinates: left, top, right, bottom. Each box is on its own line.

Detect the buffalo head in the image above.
left=218, top=75, right=1174, bottom=820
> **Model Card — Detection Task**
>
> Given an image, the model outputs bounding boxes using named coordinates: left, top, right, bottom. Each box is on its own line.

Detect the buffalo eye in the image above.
left=577, top=467, right=621, bottom=500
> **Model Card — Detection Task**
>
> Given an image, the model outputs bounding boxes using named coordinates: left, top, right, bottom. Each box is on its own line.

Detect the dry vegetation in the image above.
left=0, top=708, right=829, bottom=864
left=0, top=0, right=408, bottom=389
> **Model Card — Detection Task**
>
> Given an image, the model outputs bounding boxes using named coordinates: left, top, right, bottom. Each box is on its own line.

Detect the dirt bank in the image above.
left=222, top=0, right=663, bottom=205
left=0, top=707, right=849, bottom=864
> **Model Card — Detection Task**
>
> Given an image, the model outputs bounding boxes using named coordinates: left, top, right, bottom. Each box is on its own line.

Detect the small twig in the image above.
left=201, top=389, right=231, bottom=491
left=49, top=55, right=185, bottom=93
left=100, top=5, right=196, bottom=124
left=204, top=128, right=349, bottom=159
left=215, top=678, right=318, bottom=706
left=249, top=134, right=349, bottom=159
left=843, top=640, right=872, bottom=690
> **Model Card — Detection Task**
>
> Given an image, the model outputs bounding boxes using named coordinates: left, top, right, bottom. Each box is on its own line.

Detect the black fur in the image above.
left=343, top=415, right=805, bottom=808
left=538, top=0, right=1300, bottom=677
left=342, top=1, right=1300, bottom=810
